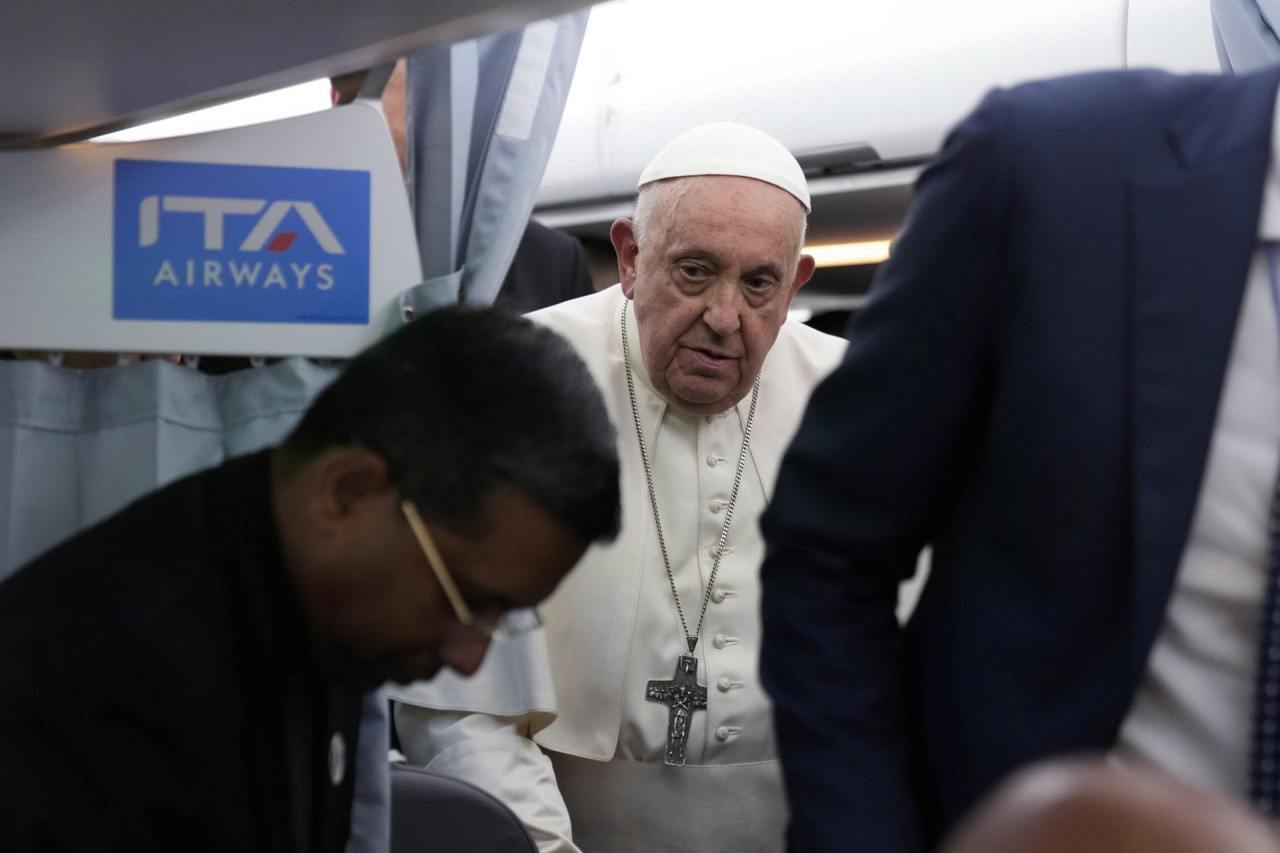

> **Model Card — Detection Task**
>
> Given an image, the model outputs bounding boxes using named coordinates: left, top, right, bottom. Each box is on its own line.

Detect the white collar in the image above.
left=1257, top=84, right=1280, bottom=239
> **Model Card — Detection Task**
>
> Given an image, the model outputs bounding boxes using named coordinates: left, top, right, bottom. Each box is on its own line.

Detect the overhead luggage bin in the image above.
left=533, top=0, right=1219, bottom=246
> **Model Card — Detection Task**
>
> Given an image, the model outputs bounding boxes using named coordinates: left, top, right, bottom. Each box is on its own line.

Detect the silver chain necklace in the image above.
left=622, top=299, right=761, bottom=766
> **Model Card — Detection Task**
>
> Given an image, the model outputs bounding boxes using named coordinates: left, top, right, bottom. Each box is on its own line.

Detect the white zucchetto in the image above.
left=637, top=122, right=811, bottom=212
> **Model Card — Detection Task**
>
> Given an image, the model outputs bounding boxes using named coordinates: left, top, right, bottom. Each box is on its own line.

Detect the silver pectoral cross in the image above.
left=645, top=654, right=708, bottom=766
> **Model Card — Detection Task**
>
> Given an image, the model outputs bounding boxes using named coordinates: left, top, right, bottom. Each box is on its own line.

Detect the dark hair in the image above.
left=283, top=306, right=620, bottom=544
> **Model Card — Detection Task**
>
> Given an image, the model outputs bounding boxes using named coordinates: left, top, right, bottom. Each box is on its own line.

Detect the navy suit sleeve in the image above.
left=760, top=89, right=1012, bottom=852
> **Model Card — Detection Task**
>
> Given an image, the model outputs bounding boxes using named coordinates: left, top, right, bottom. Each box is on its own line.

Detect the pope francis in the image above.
left=389, top=122, right=847, bottom=853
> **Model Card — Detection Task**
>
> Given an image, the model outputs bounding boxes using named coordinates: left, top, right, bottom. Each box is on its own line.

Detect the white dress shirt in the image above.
left=1113, top=87, right=1280, bottom=796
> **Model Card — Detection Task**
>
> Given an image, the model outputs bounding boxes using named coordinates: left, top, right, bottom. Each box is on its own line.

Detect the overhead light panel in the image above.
left=805, top=240, right=891, bottom=267
left=90, top=80, right=333, bottom=143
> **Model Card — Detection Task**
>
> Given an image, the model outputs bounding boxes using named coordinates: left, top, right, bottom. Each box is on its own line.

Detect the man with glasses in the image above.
left=0, top=306, right=620, bottom=853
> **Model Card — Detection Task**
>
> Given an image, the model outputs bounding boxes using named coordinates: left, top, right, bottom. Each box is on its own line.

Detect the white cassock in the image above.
left=389, top=284, right=846, bottom=853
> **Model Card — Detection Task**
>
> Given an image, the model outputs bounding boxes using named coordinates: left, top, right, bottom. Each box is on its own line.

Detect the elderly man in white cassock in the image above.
left=388, top=122, right=847, bottom=852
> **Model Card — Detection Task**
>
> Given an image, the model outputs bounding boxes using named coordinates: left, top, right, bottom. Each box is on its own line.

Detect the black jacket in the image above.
left=0, top=451, right=363, bottom=852
left=494, top=222, right=595, bottom=314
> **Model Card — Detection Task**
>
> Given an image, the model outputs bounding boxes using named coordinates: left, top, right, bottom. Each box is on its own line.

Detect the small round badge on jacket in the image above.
left=328, top=732, right=346, bottom=786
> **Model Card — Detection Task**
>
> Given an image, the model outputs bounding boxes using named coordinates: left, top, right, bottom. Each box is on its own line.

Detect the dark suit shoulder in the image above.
left=1002, top=68, right=1222, bottom=114
left=928, top=67, right=1276, bottom=211
left=989, top=67, right=1277, bottom=159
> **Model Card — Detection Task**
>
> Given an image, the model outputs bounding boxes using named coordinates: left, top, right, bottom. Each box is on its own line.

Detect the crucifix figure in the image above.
left=646, top=654, right=708, bottom=766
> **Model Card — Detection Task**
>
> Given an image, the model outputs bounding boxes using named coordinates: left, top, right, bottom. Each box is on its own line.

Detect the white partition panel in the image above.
left=1127, top=0, right=1221, bottom=73
left=0, top=103, right=421, bottom=357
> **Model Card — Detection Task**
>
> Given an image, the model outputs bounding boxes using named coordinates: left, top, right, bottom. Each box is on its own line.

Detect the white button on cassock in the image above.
left=709, top=500, right=727, bottom=514
left=329, top=732, right=346, bottom=786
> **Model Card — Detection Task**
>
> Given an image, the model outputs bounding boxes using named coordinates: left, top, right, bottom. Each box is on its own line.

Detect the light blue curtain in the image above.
left=1213, top=0, right=1280, bottom=73
left=396, top=9, right=590, bottom=319
left=0, top=358, right=336, bottom=576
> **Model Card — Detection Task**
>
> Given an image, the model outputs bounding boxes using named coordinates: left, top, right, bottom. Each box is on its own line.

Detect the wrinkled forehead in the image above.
left=653, top=175, right=808, bottom=258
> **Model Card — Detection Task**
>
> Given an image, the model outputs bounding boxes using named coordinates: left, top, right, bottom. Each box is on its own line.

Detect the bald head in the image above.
left=942, top=760, right=1280, bottom=853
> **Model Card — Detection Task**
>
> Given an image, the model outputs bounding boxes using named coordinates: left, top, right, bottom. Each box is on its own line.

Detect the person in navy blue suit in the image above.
left=760, top=64, right=1280, bottom=853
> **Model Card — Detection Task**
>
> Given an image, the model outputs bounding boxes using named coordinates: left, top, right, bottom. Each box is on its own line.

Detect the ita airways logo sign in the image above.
left=113, top=159, right=371, bottom=324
